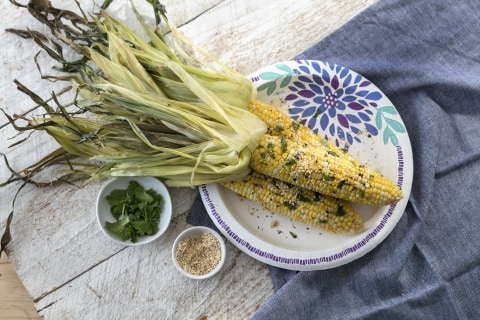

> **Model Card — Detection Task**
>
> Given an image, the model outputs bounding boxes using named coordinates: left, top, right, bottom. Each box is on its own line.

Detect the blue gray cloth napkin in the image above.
left=188, top=0, right=480, bottom=318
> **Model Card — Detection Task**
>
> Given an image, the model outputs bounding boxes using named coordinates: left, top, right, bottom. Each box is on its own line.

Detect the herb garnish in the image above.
left=281, top=136, right=288, bottom=153
left=285, top=158, right=296, bottom=168
left=291, top=121, right=300, bottom=131
left=336, top=204, right=346, bottom=217
left=283, top=201, right=297, bottom=210
left=105, top=180, right=163, bottom=243
left=296, top=192, right=311, bottom=202
left=322, top=174, right=335, bottom=182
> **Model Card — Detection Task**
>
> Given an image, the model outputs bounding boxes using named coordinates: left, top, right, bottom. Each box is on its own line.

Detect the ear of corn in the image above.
left=222, top=170, right=364, bottom=234
left=247, top=99, right=403, bottom=206
left=248, top=99, right=331, bottom=149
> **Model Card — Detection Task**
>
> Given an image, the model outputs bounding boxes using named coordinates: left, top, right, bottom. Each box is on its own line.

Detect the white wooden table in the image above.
left=0, top=0, right=376, bottom=318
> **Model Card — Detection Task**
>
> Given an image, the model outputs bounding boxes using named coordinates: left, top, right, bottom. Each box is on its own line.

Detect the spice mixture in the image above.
left=175, top=232, right=222, bottom=276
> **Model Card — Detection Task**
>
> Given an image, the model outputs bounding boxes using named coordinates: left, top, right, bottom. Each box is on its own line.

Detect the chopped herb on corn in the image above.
left=222, top=171, right=364, bottom=234
left=247, top=100, right=403, bottom=206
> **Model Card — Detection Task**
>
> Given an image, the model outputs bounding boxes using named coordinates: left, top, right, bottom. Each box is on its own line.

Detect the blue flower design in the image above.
left=255, top=60, right=406, bottom=147
left=283, top=61, right=384, bottom=146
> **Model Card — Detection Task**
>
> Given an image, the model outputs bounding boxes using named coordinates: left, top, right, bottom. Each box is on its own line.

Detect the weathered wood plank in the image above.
left=34, top=212, right=273, bottom=319
left=0, top=254, right=41, bottom=319
left=178, top=0, right=378, bottom=75
left=6, top=179, right=198, bottom=299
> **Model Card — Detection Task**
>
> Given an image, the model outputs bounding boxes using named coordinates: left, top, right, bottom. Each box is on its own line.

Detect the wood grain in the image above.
left=0, top=254, right=41, bottom=319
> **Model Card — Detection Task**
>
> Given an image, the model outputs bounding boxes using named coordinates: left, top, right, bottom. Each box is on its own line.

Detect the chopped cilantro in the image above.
left=292, top=121, right=300, bottom=131
left=336, top=204, right=346, bottom=216
left=296, top=192, right=311, bottom=202
left=281, top=136, right=288, bottom=153
left=327, top=151, right=339, bottom=157
left=289, top=231, right=298, bottom=239
left=337, top=180, right=347, bottom=189
left=285, top=158, right=296, bottom=168
left=322, top=174, right=335, bottom=182
left=283, top=201, right=297, bottom=210
left=275, top=124, right=285, bottom=131
left=105, top=180, right=163, bottom=242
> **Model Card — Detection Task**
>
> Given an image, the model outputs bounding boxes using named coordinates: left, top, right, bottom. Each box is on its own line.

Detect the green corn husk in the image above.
left=5, top=0, right=267, bottom=187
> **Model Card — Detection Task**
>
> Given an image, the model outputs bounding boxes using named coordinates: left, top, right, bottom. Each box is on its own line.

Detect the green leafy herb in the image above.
left=275, top=124, right=285, bottom=131
left=291, top=121, right=300, bottom=131
left=283, top=201, right=297, bottom=210
left=336, top=204, right=346, bottom=217
left=281, top=136, right=288, bottom=153
left=296, top=192, right=311, bottom=202
left=337, top=179, right=347, bottom=189
left=327, top=151, right=338, bottom=157
left=289, top=231, right=298, bottom=239
left=105, top=180, right=163, bottom=242
left=284, top=158, right=296, bottom=168
left=322, top=174, right=335, bottom=182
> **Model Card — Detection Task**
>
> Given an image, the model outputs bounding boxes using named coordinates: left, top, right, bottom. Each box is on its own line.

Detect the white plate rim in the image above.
left=200, top=60, right=413, bottom=270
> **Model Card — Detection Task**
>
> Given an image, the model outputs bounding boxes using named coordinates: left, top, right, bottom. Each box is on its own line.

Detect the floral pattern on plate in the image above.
left=201, top=60, right=413, bottom=271
left=252, top=60, right=407, bottom=148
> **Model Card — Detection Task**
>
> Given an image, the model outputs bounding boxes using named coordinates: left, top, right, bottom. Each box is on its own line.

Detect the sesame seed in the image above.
left=175, top=232, right=222, bottom=276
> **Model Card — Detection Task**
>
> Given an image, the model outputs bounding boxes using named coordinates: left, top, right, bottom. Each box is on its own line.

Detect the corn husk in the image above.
left=5, top=0, right=267, bottom=187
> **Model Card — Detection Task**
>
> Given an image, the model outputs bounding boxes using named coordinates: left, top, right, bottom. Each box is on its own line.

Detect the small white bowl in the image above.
left=96, top=177, right=172, bottom=246
left=172, top=226, right=226, bottom=279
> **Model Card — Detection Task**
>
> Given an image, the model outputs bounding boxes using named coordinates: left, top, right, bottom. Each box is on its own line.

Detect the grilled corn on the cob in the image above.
left=247, top=99, right=403, bottom=206
left=222, top=170, right=364, bottom=234
left=248, top=99, right=333, bottom=149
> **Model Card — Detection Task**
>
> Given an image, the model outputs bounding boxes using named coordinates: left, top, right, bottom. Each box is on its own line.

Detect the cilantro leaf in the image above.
left=105, top=180, right=164, bottom=242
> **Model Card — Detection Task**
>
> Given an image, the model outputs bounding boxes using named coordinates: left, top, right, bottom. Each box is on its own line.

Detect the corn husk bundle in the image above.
left=4, top=0, right=267, bottom=187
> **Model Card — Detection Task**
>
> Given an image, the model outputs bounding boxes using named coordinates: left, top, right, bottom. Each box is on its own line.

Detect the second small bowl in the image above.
left=172, top=226, right=226, bottom=279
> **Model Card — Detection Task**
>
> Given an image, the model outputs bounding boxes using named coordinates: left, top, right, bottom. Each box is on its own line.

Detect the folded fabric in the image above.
left=188, top=0, right=480, bottom=318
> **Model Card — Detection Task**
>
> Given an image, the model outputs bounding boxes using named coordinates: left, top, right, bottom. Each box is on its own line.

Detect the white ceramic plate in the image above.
left=200, top=60, right=413, bottom=270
